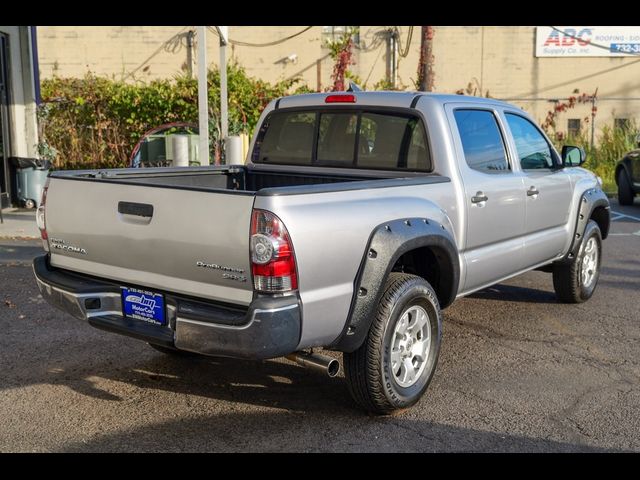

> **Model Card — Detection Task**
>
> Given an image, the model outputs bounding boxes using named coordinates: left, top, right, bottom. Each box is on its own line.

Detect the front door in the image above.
left=503, top=112, right=573, bottom=267
left=448, top=106, right=526, bottom=293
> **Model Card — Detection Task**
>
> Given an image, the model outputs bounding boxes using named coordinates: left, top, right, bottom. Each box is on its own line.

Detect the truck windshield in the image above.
left=252, top=109, right=432, bottom=172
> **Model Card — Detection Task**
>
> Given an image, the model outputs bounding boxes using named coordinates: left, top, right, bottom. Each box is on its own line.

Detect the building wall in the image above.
left=36, top=26, right=640, bottom=137
left=1, top=25, right=39, bottom=158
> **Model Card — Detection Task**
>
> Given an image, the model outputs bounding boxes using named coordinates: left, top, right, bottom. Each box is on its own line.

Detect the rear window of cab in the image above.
left=252, top=109, right=432, bottom=172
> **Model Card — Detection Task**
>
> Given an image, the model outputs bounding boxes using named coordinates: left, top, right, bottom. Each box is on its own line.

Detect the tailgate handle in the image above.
left=118, top=201, right=154, bottom=218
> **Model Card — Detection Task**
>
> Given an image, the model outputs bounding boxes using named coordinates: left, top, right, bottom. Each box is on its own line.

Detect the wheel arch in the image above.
left=330, top=217, right=459, bottom=353
left=559, top=187, right=610, bottom=264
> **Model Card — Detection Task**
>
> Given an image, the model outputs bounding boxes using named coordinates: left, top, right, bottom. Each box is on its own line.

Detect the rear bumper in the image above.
left=33, top=255, right=301, bottom=360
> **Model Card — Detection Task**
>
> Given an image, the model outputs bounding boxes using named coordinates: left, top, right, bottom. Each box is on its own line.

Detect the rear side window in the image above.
left=454, top=109, right=510, bottom=173
left=252, top=109, right=431, bottom=171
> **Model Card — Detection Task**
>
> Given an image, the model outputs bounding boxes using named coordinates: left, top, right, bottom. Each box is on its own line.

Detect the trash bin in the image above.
left=10, top=157, right=51, bottom=209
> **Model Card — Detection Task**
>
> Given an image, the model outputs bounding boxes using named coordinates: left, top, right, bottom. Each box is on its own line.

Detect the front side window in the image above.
left=453, top=109, right=510, bottom=173
left=253, top=109, right=431, bottom=171
left=505, top=113, right=555, bottom=170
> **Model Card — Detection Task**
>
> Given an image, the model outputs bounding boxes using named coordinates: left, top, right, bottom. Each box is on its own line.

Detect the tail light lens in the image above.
left=36, top=179, right=50, bottom=252
left=250, top=209, right=297, bottom=293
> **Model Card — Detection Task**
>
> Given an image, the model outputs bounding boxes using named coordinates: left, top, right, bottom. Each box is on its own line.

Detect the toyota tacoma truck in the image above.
left=33, top=92, right=610, bottom=414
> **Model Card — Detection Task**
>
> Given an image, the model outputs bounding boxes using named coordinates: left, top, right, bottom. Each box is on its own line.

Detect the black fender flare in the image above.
left=330, top=217, right=459, bottom=353
left=558, top=187, right=610, bottom=264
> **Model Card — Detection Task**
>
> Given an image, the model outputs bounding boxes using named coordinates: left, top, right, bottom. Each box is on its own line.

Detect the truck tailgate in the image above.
left=45, top=178, right=255, bottom=305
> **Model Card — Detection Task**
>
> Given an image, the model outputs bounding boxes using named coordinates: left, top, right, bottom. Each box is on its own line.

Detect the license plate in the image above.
left=121, top=287, right=166, bottom=326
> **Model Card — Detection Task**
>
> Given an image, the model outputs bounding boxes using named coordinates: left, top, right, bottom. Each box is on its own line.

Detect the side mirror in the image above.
left=562, top=145, right=586, bottom=167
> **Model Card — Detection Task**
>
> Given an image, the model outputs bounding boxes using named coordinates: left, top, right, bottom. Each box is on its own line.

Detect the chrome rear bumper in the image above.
left=33, top=255, right=302, bottom=359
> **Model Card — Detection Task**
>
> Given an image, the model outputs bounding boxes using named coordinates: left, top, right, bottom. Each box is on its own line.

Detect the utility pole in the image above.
left=217, top=26, right=229, bottom=142
left=197, top=26, right=210, bottom=166
left=417, top=26, right=435, bottom=92
left=197, top=26, right=228, bottom=167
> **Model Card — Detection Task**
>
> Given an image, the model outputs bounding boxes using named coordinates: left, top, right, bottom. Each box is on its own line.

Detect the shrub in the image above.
left=558, top=120, right=639, bottom=193
left=39, top=63, right=311, bottom=170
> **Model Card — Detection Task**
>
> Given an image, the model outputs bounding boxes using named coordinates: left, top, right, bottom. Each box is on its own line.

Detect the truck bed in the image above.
left=52, top=164, right=435, bottom=194
left=44, top=165, right=446, bottom=308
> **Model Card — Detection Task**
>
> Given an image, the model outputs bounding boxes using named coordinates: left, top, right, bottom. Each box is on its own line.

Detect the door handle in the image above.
left=471, top=192, right=488, bottom=204
left=118, top=201, right=154, bottom=217
left=527, top=186, right=540, bottom=197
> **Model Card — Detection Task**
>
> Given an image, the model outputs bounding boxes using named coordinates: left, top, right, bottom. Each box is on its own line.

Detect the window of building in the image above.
left=615, top=118, right=630, bottom=131
left=567, top=118, right=581, bottom=137
left=505, top=113, right=555, bottom=170
left=453, top=109, right=510, bottom=173
left=322, top=26, right=360, bottom=46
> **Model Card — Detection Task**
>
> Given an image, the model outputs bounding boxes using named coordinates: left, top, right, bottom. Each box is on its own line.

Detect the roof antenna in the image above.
left=347, top=81, right=363, bottom=92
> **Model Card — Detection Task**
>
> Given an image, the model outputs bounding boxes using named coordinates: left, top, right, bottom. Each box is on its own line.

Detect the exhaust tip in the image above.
left=286, top=351, right=340, bottom=377
left=327, top=359, right=340, bottom=377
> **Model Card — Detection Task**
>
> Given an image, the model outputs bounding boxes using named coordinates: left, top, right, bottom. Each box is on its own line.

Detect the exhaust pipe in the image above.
left=286, top=351, right=340, bottom=377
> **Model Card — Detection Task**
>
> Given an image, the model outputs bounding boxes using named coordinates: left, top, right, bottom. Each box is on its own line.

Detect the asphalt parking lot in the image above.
left=1, top=200, right=638, bottom=452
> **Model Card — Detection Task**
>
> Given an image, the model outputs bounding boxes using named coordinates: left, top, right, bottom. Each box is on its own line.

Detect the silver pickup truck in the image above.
left=33, top=92, right=610, bottom=414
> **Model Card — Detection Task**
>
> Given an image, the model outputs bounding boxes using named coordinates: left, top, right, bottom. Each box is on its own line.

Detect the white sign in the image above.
left=536, top=26, right=640, bottom=57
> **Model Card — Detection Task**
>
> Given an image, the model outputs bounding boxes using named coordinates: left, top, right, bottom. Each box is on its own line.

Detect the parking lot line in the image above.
left=610, top=211, right=640, bottom=222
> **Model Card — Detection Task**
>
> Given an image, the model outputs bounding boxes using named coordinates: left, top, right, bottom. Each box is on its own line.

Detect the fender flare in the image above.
left=330, top=217, right=459, bottom=353
left=558, top=187, right=610, bottom=264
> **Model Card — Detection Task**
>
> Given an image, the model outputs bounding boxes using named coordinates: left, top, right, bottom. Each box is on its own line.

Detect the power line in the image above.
left=123, top=26, right=192, bottom=81
left=549, top=26, right=640, bottom=56
left=207, top=26, right=313, bottom=47
left=397, top=26, right=414, bottom=58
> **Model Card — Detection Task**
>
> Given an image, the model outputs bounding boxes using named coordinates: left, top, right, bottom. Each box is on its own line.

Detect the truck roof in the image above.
left=276, top=91, right=517, bottom=110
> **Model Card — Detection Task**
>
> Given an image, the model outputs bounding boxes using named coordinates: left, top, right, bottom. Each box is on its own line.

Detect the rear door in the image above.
left=45, top=178, right=255, bottom=305
left=447, top=106, right=526, bottom=292
left=502, top=112, right=573, bottom=267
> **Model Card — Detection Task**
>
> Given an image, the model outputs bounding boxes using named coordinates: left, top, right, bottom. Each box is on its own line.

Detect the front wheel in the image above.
left=343, top=273, right=442, bottom=414
left=553, top=220, right=602, bottom=303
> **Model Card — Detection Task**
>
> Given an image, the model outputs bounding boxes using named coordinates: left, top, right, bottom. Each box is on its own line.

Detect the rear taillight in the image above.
left=250, top=209, right=297, bottom=293
left=36, top=179, right=50, bottom=252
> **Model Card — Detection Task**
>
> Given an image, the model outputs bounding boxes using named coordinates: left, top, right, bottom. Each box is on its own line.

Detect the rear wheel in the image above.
left=343, top=273, right=442, bottom=414
left=553, top=220, right=602, bottom=303
left=618, top=170, right=635, bottom=206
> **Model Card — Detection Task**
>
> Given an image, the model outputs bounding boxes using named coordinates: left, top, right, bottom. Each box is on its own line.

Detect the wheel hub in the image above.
left=390, top=305, right=431, bottom=388
left=581, top=237, right=598, bottom=288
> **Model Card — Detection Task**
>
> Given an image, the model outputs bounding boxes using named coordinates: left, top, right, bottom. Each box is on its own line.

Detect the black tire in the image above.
left=343, top=273, right=442, bottom=415
left=618, top=170, right=635, bottom=206
left=148, top=343, right=199, bottom=357
left=553, top=220, right=602, bottom=303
